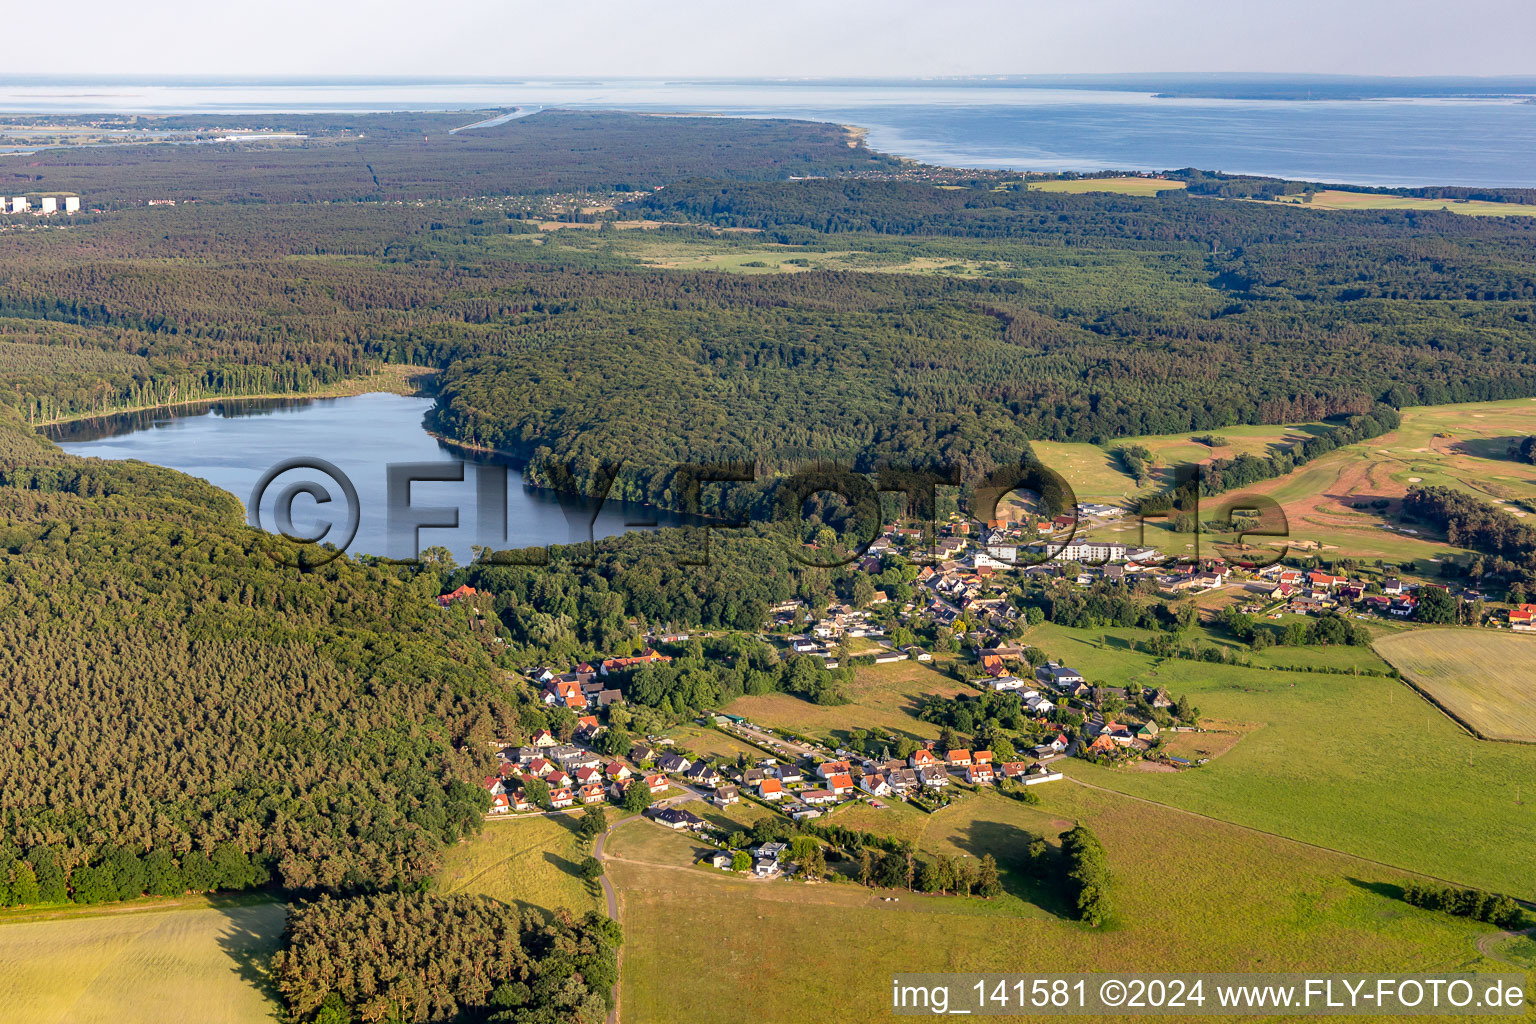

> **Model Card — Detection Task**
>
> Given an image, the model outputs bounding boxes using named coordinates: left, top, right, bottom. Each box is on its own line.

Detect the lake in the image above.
left=2, top=76, right=1534, bottom=186
left=46, top=393, right=697, bottom=564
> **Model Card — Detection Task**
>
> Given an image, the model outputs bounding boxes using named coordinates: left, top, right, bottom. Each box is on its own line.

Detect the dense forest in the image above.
left=0, top=408, right=512, bottom=899
left=2, top=110, right=899, bottom=205
left=1402, top=486, right=1536, bottom=578
left=272, top=893, right=620, bottom=1023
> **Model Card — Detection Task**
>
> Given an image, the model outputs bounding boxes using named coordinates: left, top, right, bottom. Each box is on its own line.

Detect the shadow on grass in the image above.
left=1451, top=437, right=1526, bottom=463
left=1345, top=876, right=1407, bottom=903
left=213, top=901, right=288, bottom=1010
left=950, top=817, right=1074, bottom=919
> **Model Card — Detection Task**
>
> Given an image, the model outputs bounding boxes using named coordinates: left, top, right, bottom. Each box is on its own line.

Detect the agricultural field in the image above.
left=606, top=784, right=1504, bottom=1024
left=1374, top=628, right=1536, bottom=742
left=435, top=813, right=603, bottom=918
left=0, top=897, right=285, bottom=1024
left=1019, top=622, right=1536, bottom=898
left=1026, top=176, right=1187, bottom=196
left=724, top=660, right=970, bottom=745
left=1271, top=189, right=1536, bottom=217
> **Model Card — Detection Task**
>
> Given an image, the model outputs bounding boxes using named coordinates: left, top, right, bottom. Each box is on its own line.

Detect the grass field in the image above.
left=1027, top=176, right=1187, bottom=196
left=607, top=784, right=1504, bottom=1024
left=436, top=813, right=603, bottom=918
left=1374, top=628, right=1536, bottom=742
left=0, top=897, right=285, bottom=1024
left=1020, top=622, right=1536, bottom=898
left=1272, top=189, right=1536, bottom=218
left=662, top=722, right=770, bottom=763
left=724, top=660, right=969, bottom=745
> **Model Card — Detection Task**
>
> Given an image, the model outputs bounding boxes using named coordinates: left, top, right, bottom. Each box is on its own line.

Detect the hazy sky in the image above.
left=15, top=0, right=1535, bottom=78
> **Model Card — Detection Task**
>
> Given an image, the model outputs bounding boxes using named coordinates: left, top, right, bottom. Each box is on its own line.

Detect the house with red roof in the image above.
left=759, top=778, right=785, bottom=801
left=489, top=793, right=511, bottom=814
left=549, top=787, right=575, bottom=809
left=437, top=585, right=477, bottom=607
left=964, top=763, right=995, bottom=785
left=817, top=759, right=852, bottom=779
left=579, top=783, right=606, bottom=804
left=910, top=748, right=940, bottom=769
left=825, top=773, right=854, bottom=796
left=946, top=749, right=973, bottom=769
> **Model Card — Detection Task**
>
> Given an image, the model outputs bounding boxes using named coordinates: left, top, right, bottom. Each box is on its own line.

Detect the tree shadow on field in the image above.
left=951, top=817, right=1073, bottom=919
left=213, top=900, right=287, bottom=1009
left=1345, top=876, right=1407, bottom=903
left=1453, top=436, right=1529, bottom=463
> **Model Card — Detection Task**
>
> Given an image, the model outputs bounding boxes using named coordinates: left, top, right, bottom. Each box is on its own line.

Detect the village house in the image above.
left=604, top=761, right=633, bottom=781
left=531, top=729, right=558, bottom=748
left=860, top=774, right=892, bottom=797
left=817, top=759, right=852, bottom=779
left=685, top=762, right=723, bottom=787
left=999, top=760, right=1031, bottom=780
left=759, top=778, right=785, bottom=801
left=825, top=772, right=855, bottom=796
left=579, top=783, right=606, bottom=804
left=1022, top=763, right=1064, bottom=785
left=964, top=762, right=995, bottom=785
left=489, top=793, right=511, bottom=814
left=946, top=749, right=973, bottom=769
left=545, top=769, right=571, bottom=789
left=645, top=807, right=707, bottom=831
left=800, top=789, right=837, bottom=805
left=909, top=748, right=941, bottom=770
left=713, top=785, right=740, bottom=807
left=549, top=787, right=575, bottom=809
left=1036, top=662, right=1086, bottom=689
left=1085, top=734, right=1119, bottom=756
left=644, top=773, right=669, bottom=794
left=656, top=752, right=692, bottom=774
left=919, top=766, right=951, bottom=788
left=437, top=585, right=477, bottom=607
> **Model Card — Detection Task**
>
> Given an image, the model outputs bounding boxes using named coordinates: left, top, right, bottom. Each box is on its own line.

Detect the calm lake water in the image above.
left=2, top=77, right=1534, bottom=186
left=47, top=393, right=695, bottom=563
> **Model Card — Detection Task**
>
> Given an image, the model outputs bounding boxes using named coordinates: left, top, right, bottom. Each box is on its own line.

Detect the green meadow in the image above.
left=606, top=784, right=1505, bottom=1024
left=1021, top=623, right=1536, bottom=898
left=435, top=813, right=603, bottom=918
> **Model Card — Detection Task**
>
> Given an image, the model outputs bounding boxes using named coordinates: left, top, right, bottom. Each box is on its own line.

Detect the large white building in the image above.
left=63, top=197, right=79, bottom=213
left=8, top=197, right=27, bottom=214
left=1052, top=541, right=1128, bottom=564
left=40, top=197, right=56, bottom=214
